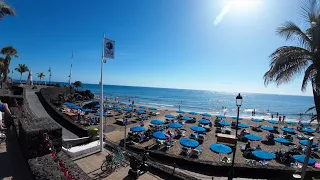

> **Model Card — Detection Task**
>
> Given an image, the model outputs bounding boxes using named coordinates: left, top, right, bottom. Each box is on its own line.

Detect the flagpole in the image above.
left=69, top=52, right=73, bottom=86
left=100, top=34, right=105, bottom=152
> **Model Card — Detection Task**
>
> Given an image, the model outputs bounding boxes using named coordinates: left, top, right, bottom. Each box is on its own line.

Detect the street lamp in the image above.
left=228, top=93, right=243, bottom=180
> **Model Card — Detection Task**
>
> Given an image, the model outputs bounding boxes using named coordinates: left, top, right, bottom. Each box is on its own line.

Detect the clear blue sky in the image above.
left=0, top=0, right=314, bottom=96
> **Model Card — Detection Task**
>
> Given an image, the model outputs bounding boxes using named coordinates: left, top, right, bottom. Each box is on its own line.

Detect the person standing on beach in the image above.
left=178, top=105, right=181, bottom=111
left=279, top=116, right=282, bottom=124
left=271, top=114, right=274, bottom=119
left=276, top=112, right=279, bottom=118
left=283, top=116, right=286, bottom=124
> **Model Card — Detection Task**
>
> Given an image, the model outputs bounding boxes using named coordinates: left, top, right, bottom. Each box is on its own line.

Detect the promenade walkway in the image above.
left=24, top=87, right=78, bottom=139
left=75, top=150, right=166, bottom=180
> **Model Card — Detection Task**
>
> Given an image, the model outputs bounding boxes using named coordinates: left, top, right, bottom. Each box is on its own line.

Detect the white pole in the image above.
left=69, top=52, right=73, bottom=86
left=301, top=137, right=314, bottom=180
left=99, top=34, right=105, bottom=152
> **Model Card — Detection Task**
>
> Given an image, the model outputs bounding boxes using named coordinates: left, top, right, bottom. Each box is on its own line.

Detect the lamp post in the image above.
left=228, top=93, right=243, bottom=180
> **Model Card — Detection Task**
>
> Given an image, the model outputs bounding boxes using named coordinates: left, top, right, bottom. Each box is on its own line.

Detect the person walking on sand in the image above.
left=279, top=116, right=282, bottom=124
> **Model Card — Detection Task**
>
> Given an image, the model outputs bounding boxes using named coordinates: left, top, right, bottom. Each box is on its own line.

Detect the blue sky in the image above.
left=0, top=0, right=314, bottom=96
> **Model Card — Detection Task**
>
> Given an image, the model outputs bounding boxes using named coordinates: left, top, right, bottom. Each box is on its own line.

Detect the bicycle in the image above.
left=101, top=150, right=125, bottom=172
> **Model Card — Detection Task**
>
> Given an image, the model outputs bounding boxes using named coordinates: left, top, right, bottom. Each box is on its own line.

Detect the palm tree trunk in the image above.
left=20, top=74, right=22, bottom=84
left=312, top=73, right=320, bottom=124
left=3, top=65, right=8, bottom=83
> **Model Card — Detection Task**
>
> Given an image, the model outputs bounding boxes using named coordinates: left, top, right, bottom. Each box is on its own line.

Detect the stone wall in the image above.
left=8, top=88, right=90, bottom=180
left=39, top=87, right=89, bottom=137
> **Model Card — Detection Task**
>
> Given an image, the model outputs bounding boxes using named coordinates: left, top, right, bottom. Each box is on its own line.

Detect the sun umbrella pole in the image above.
left=301, top=137, right=314, bottom=180
left=99, top=34, right=105, bottom=152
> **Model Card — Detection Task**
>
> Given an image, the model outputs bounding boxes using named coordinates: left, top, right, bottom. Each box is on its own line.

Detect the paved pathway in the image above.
left=0, top=129, right=32, bottom=180
left=75, top=150, right=164, bottom=180
left=25, top=87, right=78, bottom=139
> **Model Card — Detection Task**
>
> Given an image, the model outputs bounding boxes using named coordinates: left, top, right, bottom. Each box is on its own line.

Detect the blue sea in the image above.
left=14, top=80, right=315, bottom=121
left=80, top=84, right=315, bottom=121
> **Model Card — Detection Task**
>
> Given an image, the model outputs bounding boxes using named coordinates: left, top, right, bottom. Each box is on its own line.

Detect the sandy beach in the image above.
left=98, top=107, right=320, bottom=167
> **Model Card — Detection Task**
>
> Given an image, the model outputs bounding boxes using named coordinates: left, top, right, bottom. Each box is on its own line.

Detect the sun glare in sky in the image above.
left=214, top=0, right=259, bottom=25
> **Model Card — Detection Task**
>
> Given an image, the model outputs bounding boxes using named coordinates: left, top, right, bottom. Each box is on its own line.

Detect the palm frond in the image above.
left=277, top=21, right=312, bottom=49
left=310, top=114, right=317, bottom=123
left=306, top=106, right=316, bottom=113
left=300, top=0, right=318, bottom=22
left=264, top=46, right=311, bottom=86
left=0, top=1, right=16, bottom=20
left=1, top=46, right=18, bottom=58
left=301, top=64, right=316, bottom=91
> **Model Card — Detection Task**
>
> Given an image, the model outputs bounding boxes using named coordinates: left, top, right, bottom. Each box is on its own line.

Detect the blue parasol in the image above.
left=67, top=103, right=76, bottom=107
left=179, top=138, right=199, bottom=148
left=252, top=150, right=275, bottom=160
left=149, top=107, right=157, bottom=111
left=130, top=126, right=146, bottom=132
left=303, top=128, right=315, bottom=133
left=232, top=116, right=243, bottom=120
left=82, top=108, right=92, bottom=113
left=274, top=137, right=290, bottom=144
left=135, top=109, right=145, bottom=114
left=176, top=110, right=185, bottom=114
left=252, top=118, right=262, bottom=122
left=64, top=102, right=72, bottom=105
left=202, top=113, right=211, bottom=117
left=219, top=121, right=231, bottom=126
left=76, top=100, right=83, bottom=103
left=302, top=122, right=312, bottom=127
left=72, top=106, right=82, bottom=110
left=245, top=134, right=262, bottom=141
left=95, top=112, right=107, bottom=117
left=123, top=107, right=132, bottom=112
left=261, top=125, right=274, bottom=131
left=168, top=123, right=182, bottom=129
left=129, top=104, right=137, bottom=107
left=210, top=144, right=232, bottom=154
left=165, top=114, right=176, bottom=118
left=268, top=120, right=278, bottom=124
left=191, top=126, right=206, bottom=132
left=112, top=102, right=118, bottom=104
left=181, top=116, right=192, bottom=121
left=94, top=105, right=100, bottom=108
left=216, top=115, right=226, bottom=119
left=198, top=119, right=211, bottom=125
left=281, top=127, right=295, bottom=133
left=120, top=103, right=126, bottom=106
left=285, top=121, right=296, bottom=125
left=104, top=105, right=112, bottom=110
left=299, top=140, right=317, bottom=147
left=292, top=155, right=316, bottom=166
left=113, top=106, right=121, bottom=110
left=139, top=106, right=146, bottom=109
left=151, top=119, right=164, bottom=125
left=237, top=123, right=249, bottom=128
left=189, top=112, right=198, bottom=115
left=153, top=132, right=167, bottom=140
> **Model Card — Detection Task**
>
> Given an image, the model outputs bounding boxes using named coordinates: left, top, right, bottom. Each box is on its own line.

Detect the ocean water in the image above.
left=80, top=84, right=315, bottom=121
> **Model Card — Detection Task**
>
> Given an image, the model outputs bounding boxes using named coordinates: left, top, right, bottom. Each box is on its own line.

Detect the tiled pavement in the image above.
left=75, top=150, right=163, bottom=180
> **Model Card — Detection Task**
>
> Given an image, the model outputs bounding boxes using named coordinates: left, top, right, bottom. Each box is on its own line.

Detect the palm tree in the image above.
left=264, top=0, right=320, bottom=123
left=0, top=0, right=16, bottom=20
left=37, top=72, right=45, bottom=84
left=15, top=64, right=29, bottom=83
left=1, top=46, right=18, bottom=82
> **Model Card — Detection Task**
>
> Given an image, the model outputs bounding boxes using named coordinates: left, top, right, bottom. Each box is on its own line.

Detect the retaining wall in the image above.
left=39, top=87, right=88, bottom=137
